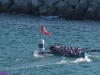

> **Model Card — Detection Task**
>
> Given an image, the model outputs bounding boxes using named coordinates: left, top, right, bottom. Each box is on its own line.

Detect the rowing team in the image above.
left=50, top=44, right=84, bottom=57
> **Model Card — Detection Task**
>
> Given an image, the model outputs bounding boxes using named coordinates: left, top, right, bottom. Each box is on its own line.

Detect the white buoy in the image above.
left=38, top=39, right=45, bottom=52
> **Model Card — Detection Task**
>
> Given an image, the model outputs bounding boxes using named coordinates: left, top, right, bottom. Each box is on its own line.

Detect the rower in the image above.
left=55, top=43, right=60, bottom=48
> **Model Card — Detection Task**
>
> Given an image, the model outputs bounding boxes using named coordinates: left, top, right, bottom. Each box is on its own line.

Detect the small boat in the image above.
left=49, top=46, right=86, bottom=58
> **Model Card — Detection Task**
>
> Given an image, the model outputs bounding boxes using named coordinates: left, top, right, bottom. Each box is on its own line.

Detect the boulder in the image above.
left=86, top=6, right=94, bottom=13
left=75, top=3, right=89, bottom=13
left=92, top=5, right=100, bottom=13
left=44, top=0, right=59, bottom=7
left=13, top=0, right=31, bottom=8
left=21, top=1, right=32, bottom=14
left=96, top=9, right=100, bottom=20
left=32, top=0, right=43, bottom=8
left=55, top=1, right=65, bottom=9
left=79, top=0, right=86, bottom=4
left=11, top=0, right=32, bottom=14
left=39, top=5, right=48, bottom=15
left=0, top=0, right=4, bottom=12
left=86, top=0, right=99, bottom=5
left=98, top=0, right=100, bottom=4
left=63, top=6, right=74, bottom=19
left=69, top=0, right=79, bottom=6
left=0, top=0, right=3, bottom=4
left=47, top=6, right=56, bottom=15
left=72, top=11, right=84, bottom=20
left=32, top=0, right=43, bottom=12
left=63, top=0, right=69, bottom=3
left=84, top=7, right=95, bottom=20
left=1, top=0, right=12, bottom=12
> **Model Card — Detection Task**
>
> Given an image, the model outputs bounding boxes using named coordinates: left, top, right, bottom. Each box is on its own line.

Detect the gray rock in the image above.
left=55, top=1, right=65, bottom=9
left=96, top=9, right=100, bottom=20
left=86, top=6, right=94, bottom=13
left=39, top=5, right=48, bottom=15
left=21, top=1, right=32, bottom=14
left=63, top=0, right=69, bottom=3
left=44, top=0, right=59, bottom=7
left=92, top=5, right=100, bottom=13
left=47, top=6, right=56, bottom=15
left=86, top=0, right=99, bottom=5
left=1, top=0, right=12, bottom=12
left=63, top=6, right=74, bottom=19
left=79, top=0, right=86, bottom=4
left=84, top=7, right=95, bottom=20
left=0, top=0, right=4, bottom=12
left=32, top=0, right=43, bottom=13
left=0, top=0, right=3, bottom=4
left=69, top=0, right=79, bottom=6
left=98, top=0, right=100, bottom=4
left=11, top=0, right=32, bottom=14
left=75, top=3, right=89, bottom=13
left=32, top=0, right=43, bottom=8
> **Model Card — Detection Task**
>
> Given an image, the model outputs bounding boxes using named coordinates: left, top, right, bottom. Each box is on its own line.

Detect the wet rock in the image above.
left=79, top=0, right=86, bottom=4
left=63, top=6, right=74, bottom=19
left=39, top=5, right=48, bottom=15
left=11, top=0, right=32, bottom=14
left=75, top=3, right=89, bottom=13
left=98, top=0, right=100, bottom=4
left=96, top=9, right=100, bottom=20
left=32, top=0, right=43, bottom=8
left=92, top=5, right=100, bottom=13
left=69, top=0, right=79, bottom=6
left=86, top=0, right=99, bottom=5
left=71, top=1, right=89, bottom=20
left=32, top=0, right=44, bottom=15
left=47, top=6, right=56, bottom=15
left=84, top=7, right=95, bottom=20
left=44, top=0, right=59, bottom=7
left=0, top=0, right=12, bottom=12
left=63, top=0, right=69, bottom=3
left=55, top=1, right=65, bottom=9
left=0, top=0, right=3, bottom=4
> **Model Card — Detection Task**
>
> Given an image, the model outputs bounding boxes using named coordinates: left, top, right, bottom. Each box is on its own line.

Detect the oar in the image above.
left=83, top=49, right=100, bottom=52
left=88, top=49, right=100, bottom=52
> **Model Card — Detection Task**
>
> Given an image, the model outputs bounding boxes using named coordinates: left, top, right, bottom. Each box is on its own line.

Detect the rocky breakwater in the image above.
left=0, top=0, right=100, bottom=20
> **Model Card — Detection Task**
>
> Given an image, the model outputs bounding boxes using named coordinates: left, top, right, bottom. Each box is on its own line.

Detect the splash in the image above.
left=57, top=54, right=92, bottom=65
left=40, top=15, right=60, bottom=19
left=72, top=55, right=91, bottom=63
left=56, top=57, right=69, bottom=65
left=33, top=50, right=43, bottom=58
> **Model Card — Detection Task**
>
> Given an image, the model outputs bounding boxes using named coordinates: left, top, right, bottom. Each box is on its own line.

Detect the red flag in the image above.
left=41, top=25, right=51, bottom=37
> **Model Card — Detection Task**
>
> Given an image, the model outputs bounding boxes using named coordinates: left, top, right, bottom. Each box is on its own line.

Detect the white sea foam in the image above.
left=72, top=55, right=91, bottom=63
left=57, top=59, right=68, bottom=64
left=33, top=50, right=43, bottom=58
left=40, top=15, right=60, bottom=19
left=57, top=54, right=92, bottom=65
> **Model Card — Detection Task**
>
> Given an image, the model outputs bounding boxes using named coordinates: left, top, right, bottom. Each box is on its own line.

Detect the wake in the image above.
left=57, top=54, right=92, bottom=65
left=72, top=55, right=91, bottom=63
left=33, top=50, right=53, bottom=58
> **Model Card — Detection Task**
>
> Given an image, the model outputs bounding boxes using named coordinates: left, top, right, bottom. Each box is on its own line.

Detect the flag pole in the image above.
left=40, top=24, right=42, bottom=39
left=39, top=24, right=45, bottom=53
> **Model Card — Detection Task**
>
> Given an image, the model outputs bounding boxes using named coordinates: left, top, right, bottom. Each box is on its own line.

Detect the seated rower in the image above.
left=75, top=45, right=83, bottom=57
left=55, top=43, right=60, bottom=48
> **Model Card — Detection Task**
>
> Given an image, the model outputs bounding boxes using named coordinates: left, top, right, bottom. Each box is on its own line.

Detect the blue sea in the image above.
left=0, top=13, right=100, bottom=75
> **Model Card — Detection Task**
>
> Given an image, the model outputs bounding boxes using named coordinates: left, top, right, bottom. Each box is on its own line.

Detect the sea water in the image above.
left=0, top=13, right=100, bottom=75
